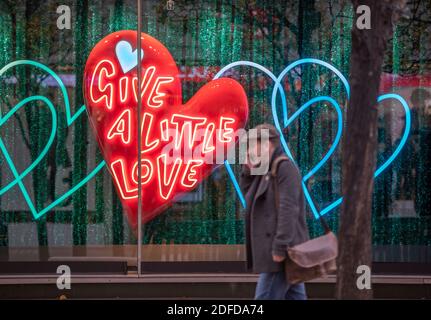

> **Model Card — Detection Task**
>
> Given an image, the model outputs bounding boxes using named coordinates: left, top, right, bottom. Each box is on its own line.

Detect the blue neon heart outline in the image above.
left=214, top=59, right=348, bottom=216
left=272, top=65, right=411, bottom=217
left=271, top=59, right=348, bottom=218
left=313, top=93, right=412, bottom=216
left=216, top=59, right=411, bottom=219
left=0, top=95, right=57, bottom=196
left=0, top=60, right=105, bottom=219
left=280, top=95, right=343, bottom=219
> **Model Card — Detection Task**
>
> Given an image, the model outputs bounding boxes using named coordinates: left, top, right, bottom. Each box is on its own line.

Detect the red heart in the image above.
left=83, top=31, right=248, bottom=230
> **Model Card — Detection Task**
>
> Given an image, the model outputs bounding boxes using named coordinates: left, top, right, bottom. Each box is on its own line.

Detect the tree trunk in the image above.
left=335, top=0, right=407, bottom=299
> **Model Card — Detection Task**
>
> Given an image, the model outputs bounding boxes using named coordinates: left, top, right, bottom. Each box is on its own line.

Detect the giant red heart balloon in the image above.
left=83, top=30, right=248, bottom=230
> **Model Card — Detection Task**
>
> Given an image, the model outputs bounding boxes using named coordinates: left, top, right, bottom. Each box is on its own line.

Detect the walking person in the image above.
left=240, top=123, right=310, bottom=300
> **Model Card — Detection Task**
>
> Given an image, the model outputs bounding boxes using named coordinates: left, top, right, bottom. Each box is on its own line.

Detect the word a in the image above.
left=356, top=5, right=371, bottom=30
left=356, top=264, right=371, bottom=290
left=56, top=5, right=71, bottom=30
left=56, top=265, right=71, bottom=290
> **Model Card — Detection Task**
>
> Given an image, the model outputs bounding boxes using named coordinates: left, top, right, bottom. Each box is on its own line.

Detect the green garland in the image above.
left=0, top=0, right=429, bottom=253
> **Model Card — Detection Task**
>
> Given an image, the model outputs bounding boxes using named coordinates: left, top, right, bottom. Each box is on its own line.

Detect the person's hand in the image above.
left=272, top=254, right=285, bottom=262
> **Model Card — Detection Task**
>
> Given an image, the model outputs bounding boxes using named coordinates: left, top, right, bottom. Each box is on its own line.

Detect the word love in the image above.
left=84, top=30, right=248, bottom=229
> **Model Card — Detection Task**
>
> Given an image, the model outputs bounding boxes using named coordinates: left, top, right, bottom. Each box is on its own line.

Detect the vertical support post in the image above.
left=137, top=0, right=143, bottom=276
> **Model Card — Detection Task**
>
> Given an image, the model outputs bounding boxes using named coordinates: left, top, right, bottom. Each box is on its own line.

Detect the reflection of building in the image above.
left=380, top=74, right=431, bottom=218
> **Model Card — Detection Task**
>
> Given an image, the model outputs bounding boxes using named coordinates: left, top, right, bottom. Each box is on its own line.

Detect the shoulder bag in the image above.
left=271, top=156, right=338, bottom=284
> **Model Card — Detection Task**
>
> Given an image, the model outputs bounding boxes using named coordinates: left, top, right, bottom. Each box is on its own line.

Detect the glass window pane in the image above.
left=136, top=0, right=431, bottom=272
left=0, top=0, right=139, bottom=274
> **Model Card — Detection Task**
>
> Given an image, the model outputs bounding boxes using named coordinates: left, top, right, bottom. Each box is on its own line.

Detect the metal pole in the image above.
left=136, top=0, right=142, bottom=276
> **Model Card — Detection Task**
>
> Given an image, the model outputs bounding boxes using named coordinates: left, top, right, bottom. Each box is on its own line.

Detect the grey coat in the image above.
left=240, top=147, right=309, bottom=273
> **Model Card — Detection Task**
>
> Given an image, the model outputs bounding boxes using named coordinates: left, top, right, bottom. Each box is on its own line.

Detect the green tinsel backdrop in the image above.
left=0, top=0, right=430, bottom=259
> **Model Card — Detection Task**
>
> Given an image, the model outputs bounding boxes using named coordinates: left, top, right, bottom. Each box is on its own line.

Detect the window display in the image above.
left=0, top=0, right=429, bottom=275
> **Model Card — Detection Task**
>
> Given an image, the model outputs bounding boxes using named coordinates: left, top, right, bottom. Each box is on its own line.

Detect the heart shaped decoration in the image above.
left=115, top=40, right=144, bottom=73
left=216, top=59, right=411, bottom=219
left=84, top=30, right=248, bottom=230
left=270, top=60, right=411, bottom=217
left=0, top=60, right=106, bottom=220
